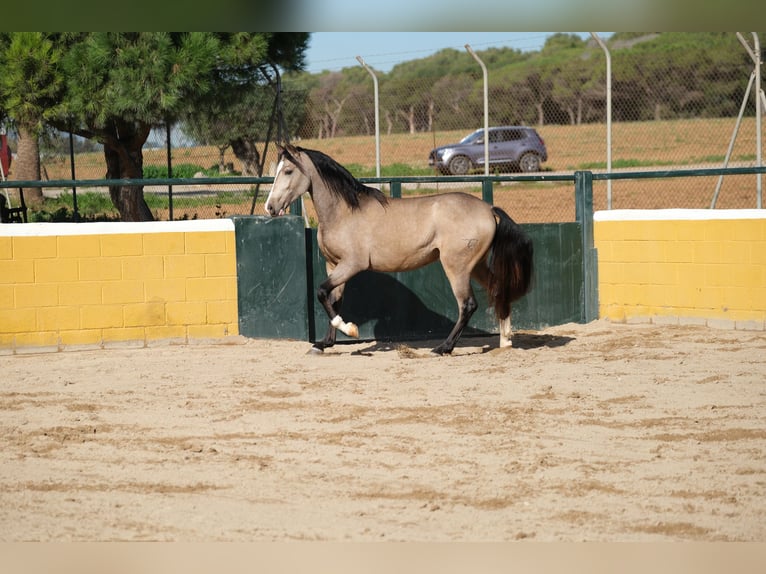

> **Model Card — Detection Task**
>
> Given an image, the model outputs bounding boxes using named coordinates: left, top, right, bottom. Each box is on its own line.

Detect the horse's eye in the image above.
left=284, top=168, right=293, bottom=175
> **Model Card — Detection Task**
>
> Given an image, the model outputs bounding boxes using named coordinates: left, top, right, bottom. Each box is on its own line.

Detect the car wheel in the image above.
left=518, top=152, right=541, bottom=173
left=448, top=155, right=471, bottom=175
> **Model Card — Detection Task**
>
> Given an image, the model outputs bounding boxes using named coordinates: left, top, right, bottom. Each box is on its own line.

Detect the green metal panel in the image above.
left=307, top=222, right=584, bottom=342
left=511, top=223, right=584, bottom=330
left=233, top=215, right=310, bottom=340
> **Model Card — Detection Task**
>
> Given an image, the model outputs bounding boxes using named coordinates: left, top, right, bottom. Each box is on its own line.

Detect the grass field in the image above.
left=28, top=116, right=764, bottom=222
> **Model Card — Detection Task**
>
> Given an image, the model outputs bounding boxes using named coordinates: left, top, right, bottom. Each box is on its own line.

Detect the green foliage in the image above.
left=346, top=162, right=433, bottom=178
left=0, top=33, right=64, bottom=131
left=28, top=188, right=260, bottom=222
left=1, top=33, right=310, bottom=220
left=142, top=163, right=223, bottom=179
left=577, top=152, right=756, bottom=171
left=29, top=190, right=119, bottom=222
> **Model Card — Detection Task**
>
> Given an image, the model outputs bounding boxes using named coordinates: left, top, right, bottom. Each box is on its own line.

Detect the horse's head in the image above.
left=265, top=144, right=312, bottom=217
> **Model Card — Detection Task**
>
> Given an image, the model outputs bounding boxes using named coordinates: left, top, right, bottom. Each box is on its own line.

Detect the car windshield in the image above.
left=459, top=130, right=484, bottom=144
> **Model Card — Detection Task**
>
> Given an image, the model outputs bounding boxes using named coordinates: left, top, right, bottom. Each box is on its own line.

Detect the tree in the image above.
left=48, top=32, right=308, bottom=221
left=186, top=76, right=291, bottom=177
left=0, top=33, right=64, bottom=203
left=541, top=35, right=595, bottom=125
left=383, top=57, right=446, bottom=134
left=308, top=71, right=350, bottom=139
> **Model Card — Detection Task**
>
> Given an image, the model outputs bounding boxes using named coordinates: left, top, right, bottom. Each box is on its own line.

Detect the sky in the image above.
left=304, top=32, right=608, bottom=74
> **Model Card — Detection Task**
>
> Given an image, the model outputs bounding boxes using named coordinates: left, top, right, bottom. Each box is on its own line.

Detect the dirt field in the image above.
left=1, top=320, right=765, bottom=542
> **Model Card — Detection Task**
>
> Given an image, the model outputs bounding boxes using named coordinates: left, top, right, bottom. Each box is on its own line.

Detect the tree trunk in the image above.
left=103, top=120, right=153, bottom=222
left=14, top=125, right=43, bottom=204
left=231, top=138, right=262, bottom=176
left=427, top=99, right=434, bottom=133
left=217, top=145, right=228, bottom=173
left=397, top=107, right=416, bottom=134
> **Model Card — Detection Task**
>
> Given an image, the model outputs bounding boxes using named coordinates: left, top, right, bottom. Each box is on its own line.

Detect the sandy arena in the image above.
left=1, top=320, right=765, bottom=541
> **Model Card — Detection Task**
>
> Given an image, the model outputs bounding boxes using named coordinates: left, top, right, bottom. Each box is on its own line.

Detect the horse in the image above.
left=265, top=144, right=534, bottom=355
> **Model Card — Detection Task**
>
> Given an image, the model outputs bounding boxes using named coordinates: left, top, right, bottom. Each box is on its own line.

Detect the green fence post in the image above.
left=481, top=179, right=493, bottom=204
left=390, top=180, right=402, bottom=199
left=575, top=171, right=598, bottom=323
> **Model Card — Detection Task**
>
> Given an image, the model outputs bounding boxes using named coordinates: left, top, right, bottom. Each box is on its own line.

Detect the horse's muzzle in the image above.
left=265, top=203, right=283, bottom=217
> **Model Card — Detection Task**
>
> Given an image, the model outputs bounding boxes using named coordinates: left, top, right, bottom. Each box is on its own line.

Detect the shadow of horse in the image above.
left=511, top=332, right=575, bottom=349
left=317, top=270, right=490, bottom=350
left=347, top=332, right=575, bottom=357
left=320, top=270, right=574, bottom=355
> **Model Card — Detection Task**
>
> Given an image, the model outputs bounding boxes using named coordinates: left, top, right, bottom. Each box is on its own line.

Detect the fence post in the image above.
left=466, top=45, right=489, bottom=176
left=68, top=130, right=80, bottom=222
left=481, top=179, right=493, bottom=204
left=356, top=56, right=381, bottom=179
left=590, top=32, right=612, bottom=209
left=390, top=180, right=402, bottom=199
left=575, top=171, right=598, bottom=323
left=166, top=121, right=174, bottom=221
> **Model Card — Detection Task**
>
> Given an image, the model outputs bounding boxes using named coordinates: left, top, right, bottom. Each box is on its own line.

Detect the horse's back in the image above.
left=330, top=191, right=494, bottom=273
left=405, top=191, right=495, bottom=233
left=386, top=191, right=492, bottom=219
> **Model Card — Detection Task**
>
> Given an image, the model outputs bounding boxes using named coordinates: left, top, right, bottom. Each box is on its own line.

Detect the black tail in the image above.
left=487, top=207, right=534, bottom=320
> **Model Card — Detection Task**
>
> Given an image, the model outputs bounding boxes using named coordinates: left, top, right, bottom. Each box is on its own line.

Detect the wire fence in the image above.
left=9, top=33, right=766, bottom=222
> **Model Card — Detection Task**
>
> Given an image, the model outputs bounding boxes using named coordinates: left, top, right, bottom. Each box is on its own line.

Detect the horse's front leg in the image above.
left=312, top=282, right=346, bottom=353
left=311, top=263, right=361, bottom=353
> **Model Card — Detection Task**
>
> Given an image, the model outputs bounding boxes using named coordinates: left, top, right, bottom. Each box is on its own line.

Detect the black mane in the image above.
left=294, top=146, right=388, bottom=210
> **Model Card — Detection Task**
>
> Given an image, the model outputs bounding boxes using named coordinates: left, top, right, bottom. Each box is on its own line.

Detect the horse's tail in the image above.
left=487, top=206, right=534, bottom=320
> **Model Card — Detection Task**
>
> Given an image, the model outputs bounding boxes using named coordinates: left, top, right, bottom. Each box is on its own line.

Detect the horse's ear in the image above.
left=284, top=143, right=299, bottom=156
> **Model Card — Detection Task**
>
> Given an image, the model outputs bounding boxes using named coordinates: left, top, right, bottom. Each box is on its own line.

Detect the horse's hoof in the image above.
left=346, top=323, right=359, bottom=338
left=307, top=346, right=324, bottom=355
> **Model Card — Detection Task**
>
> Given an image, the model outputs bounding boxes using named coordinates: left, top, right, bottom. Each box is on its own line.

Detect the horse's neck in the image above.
left=309, top=174, right=349, bottom=228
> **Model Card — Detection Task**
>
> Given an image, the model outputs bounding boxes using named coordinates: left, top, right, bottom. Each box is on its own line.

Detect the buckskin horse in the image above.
left=265, top=144, right=533, bottom=355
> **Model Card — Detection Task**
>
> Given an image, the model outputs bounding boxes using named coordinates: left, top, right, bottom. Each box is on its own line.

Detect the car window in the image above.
left=460, top=131, right=482, bottom=144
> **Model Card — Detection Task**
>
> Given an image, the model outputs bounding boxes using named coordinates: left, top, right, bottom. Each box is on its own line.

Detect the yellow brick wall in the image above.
left=0, top=220, right=239, bottom=352
left=595, top=209, right=766, bottom=330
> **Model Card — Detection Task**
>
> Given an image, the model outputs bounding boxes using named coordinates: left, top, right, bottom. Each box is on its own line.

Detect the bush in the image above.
left=29, top=192, right=119, bottom=222
left=143, top=163, right=211, bottom=179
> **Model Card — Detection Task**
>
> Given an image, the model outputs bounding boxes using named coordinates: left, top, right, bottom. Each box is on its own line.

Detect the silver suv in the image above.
left=428, top=126, right=547, bottom=175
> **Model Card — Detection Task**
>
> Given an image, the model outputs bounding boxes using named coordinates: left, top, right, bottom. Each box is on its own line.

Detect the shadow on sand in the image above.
left=310, top=270, right=575, bottom=357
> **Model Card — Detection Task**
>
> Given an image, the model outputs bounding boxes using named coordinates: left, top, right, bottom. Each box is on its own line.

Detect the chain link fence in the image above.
left=30, top=32, right=766, bottom=222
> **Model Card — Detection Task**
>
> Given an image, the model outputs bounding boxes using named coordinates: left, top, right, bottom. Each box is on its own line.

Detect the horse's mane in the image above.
left=293, top=146, right=388, bottom=210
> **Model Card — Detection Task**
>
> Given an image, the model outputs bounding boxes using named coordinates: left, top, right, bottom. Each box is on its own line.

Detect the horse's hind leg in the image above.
left=432, top=268, right=478, bottom=355
left=498, top=316, right=513, bottom=348
left=471, top=261, right=512, bottom=348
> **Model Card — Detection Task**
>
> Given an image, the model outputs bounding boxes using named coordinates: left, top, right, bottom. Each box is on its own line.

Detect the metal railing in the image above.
left=1, top=165, right=764, bottom=223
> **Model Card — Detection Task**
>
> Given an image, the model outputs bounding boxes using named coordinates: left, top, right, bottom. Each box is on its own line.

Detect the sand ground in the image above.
left=1, top=320, right=765, bottom=541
